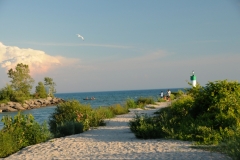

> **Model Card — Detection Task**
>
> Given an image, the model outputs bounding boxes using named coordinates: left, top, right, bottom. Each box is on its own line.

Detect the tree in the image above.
left=0, top=84, right=14, bottom=102
left=35, top=82, right=47, bottom=98
left=7, top=63, right=34, bottom=97
left=44, top=77, right=56, bottom=97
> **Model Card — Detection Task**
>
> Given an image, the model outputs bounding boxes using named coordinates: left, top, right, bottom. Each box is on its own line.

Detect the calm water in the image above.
left=0, top=88, right=184, bottom=129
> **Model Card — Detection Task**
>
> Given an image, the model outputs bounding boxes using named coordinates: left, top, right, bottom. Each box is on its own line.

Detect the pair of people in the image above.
left=160, top=90, right=171, bottom=100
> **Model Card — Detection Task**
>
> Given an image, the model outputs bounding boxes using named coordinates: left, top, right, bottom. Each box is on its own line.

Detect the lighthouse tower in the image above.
left=190, top=71, right=196, bottom=87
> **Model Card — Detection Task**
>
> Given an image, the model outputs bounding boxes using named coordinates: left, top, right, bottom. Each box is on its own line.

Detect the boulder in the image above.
left=47, top=97, right=52, bottom=101
left=1, top=106, right=17, bottom=112
left=22, top=104, right=30, bottom=109
left=7, top=102, right=14, bottom=106
left=13, top=103, right=25, bottom=110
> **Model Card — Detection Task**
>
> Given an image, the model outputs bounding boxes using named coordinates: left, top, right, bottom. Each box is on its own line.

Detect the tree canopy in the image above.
left=7, top=63, right=34, bottom=97
left=44, top=77, right=56, bottom=97
left=0, top=63, right=56, bottom=102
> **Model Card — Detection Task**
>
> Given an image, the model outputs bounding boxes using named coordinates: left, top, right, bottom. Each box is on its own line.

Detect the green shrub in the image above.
left=221, top=130, right=240, bottom=160
left=129, top=80, right=240, bottom=149
left=129, top=114, right=164, bottom=139
left=157, top=97, right=166, bottom=102
left=136, top=97, right=155, bottom=105
left=0, top=84, right=14, bottom=102
left=170, top=94, right=175, bottom=100
left=108, top=104, right=129, bottom=115
left=125, top=98, right=137, bottom=108
left=49, top=100, right=92, bottom=136
left=49, top=100, right=128, bottom=137
left=0, top=112, right=51, bottom=158
left=56, top=121, right=83, bottom=137
left=125, top=97, right=155, bottom=109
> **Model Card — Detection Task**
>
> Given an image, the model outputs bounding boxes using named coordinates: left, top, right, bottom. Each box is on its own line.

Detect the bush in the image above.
left=221, top=130, right=240, bottom=160
left=49, top=100, right=128, bottom=137
left=0, top=112, right=51, bottom=158
left=157, top=97, right=166, bottom=102
left=0, top=84, right=14, bottom=103
left=129, top=114, right=164, bottom=139
left=49, top=100, right=92, bottom=137
left=129, top=80, right=240, bottom=148
left=136, top=97, right=155, bottom=105
left=56, top=121, right=84, bottom=137
left=108, top=104, right=129, bottom=115
left=125, top=98, right=137, bottom=108
left=125, top=97, right=155, bottom=109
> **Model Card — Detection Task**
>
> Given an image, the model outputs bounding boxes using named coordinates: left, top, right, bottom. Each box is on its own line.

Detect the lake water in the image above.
left=0, top=88, right=184, bottom=129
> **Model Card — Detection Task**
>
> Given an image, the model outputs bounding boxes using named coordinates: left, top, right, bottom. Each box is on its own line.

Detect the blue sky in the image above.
left=0, top=1, right=240, bottom=93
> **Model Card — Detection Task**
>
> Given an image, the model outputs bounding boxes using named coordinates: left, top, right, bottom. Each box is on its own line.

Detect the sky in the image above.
left=0, top=1, right=240, bottom=93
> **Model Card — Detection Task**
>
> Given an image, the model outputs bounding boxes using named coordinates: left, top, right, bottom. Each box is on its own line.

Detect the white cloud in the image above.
left=0, top=42, right=80, bottom=75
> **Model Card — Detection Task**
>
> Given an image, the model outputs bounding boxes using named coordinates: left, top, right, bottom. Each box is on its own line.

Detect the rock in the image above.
left=1, top=106, right=18, bottom=112
left=47, top=97, right=52, bottom=101
left=7, top=102, right=14, bottom=106
left=22, top=104, right=30, bottom=109
left=0, top=97, right=63, bottom=112
left=13, top=103, right=25, bottom=110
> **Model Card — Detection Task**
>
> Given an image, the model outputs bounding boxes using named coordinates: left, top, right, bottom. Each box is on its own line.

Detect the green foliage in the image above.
left=7, top=63, right=34, bottom=97
left=49, top=100, right=130, bottom=138
left=35, top=82, right=48, bottom=98
left=0, top=112, right=51, bottom=158
left=49, top=100, right=92, bottom=137
left=157, top=97, right=166, bottom=102
left=0, top=84, right=14, bottom=102
left=10, top=90, right=30, bottom=103
left=129, top=79, right=240, bottom=158
left=136, top=97, right=155, bottom=105
left=125, top=98, right=137, bottom=108
left=125, top=97, right=155, bottom=109
left=56, top=121, right=84, bottom=137
left=220, top=129, right=240, bottom=160
left=129, top=114, right=164, bottom=139
left=108, top=104, right=129, bottom=115
left=44, top=77, right=56, bottom=97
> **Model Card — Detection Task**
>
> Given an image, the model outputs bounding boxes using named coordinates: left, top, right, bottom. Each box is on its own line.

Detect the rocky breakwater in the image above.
left=0, top=97, right=65, bottom=112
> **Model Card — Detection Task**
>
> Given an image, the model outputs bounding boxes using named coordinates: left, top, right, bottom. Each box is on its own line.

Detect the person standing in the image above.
left=167, top=89, right=171, bottom=100
left=160, top=91, right=164, bottom=98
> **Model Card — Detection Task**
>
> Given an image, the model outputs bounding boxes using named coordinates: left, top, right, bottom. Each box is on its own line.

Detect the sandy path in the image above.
left=3, top=102, right=230, bottom=160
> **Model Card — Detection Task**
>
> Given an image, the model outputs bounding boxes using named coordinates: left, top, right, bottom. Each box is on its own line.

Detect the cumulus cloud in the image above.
left=0, top=42, right=80, bottom=75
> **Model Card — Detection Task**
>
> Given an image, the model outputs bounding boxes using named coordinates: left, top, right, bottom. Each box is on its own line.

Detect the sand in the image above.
left=3, top=102, right=230, bottom=160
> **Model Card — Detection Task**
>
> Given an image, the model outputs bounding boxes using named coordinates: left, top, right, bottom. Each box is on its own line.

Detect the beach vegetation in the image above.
left=48, top=100, right=129, bottom=138
left=0, top=112, right=51, bottom=158
left=129, top=80, right=240, bottom=159
left=108, top=104, right=128, bottom=115
left=157, top=97, right=166, bottom=102
left=125, top=97, right=155, bottom=109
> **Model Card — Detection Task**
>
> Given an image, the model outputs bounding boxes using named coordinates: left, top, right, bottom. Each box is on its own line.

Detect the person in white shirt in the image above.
left=167, top=89, right=171, bottom=100
left=160, top=91, right=164, bottom=98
